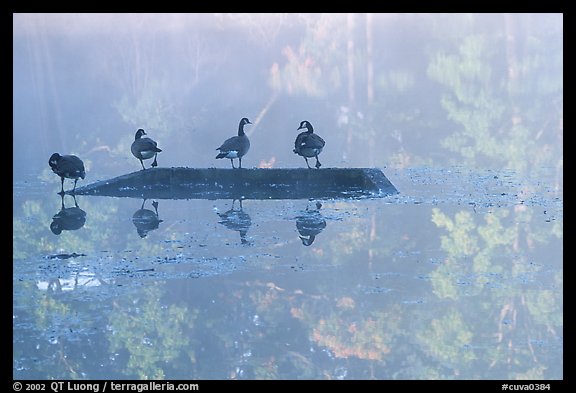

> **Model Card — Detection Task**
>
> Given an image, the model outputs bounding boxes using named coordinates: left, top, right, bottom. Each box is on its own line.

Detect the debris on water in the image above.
left=114, top=267, right=155, bottom=274
left=45, top=253, right=87, bottom=260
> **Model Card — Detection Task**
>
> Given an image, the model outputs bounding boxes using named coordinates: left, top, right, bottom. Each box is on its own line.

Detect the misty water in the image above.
left=13, top=14, right=562, bottom=380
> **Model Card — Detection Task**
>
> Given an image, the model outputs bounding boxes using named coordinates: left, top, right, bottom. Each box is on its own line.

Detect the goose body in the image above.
left=132, top=200, right=163, bottom=238
left=296, top=201, right=326, bottom=246
left=293, top=120, right=325, bottom=169
left=217, top=199, right=252, bottom=244
left=48, top=153, right=86, bottom=194
left=50, top=195, right=86, bottom=234
left=131, top=129, right=162, bottom=170
left=216, top=118, right=251, bottom=169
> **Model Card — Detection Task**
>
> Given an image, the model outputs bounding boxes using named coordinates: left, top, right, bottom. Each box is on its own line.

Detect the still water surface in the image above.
left=13, top=166, right=562, bottom=380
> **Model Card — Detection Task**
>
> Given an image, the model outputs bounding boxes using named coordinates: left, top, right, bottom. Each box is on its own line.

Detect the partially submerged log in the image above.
left=74, top=167, right=398, bottom=200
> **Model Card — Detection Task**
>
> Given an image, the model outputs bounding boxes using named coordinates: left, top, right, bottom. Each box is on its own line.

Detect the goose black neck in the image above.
left=305, top=124, right=314, bottom=133
left=238, top=122, right=246, bottom=136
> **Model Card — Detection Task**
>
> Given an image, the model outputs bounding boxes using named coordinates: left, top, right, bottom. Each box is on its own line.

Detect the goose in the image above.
left=50, top=194, right=86, bottom=235
left=293, top=120, right=325, bottom=169
left=132, top=199, right=163, bottom=238
left=216, top=118, right=251, bottom=169
left=131, top=129, right=162, bottom=170
left=217, top=199, right=252, bottom=245
left=48, top=153, right=85, bottom=194
left=296, top=201, right=326, bottom=246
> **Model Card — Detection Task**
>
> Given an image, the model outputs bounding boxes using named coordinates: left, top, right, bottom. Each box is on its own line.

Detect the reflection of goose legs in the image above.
left=59, top=193, right=65, bottom=210
left=218, top=199, right=251, bottom=245
left=59, top=177, right=65, bottom=195
left=230, top=198, right=243, bottom=210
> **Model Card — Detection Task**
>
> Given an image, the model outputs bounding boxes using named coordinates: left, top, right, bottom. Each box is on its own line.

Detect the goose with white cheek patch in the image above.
left=293, top=120, right=325, bottom=169
left=216, top=118, right=251, bottom=169
left=131, top=129, right=162, bottom=170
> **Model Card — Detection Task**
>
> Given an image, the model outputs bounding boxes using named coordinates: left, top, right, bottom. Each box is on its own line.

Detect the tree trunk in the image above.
left=504, top=13, right=521, bottom=127
left=366, top=13, right=375, bottom=166
left=345, top=13, right=356, bottom=162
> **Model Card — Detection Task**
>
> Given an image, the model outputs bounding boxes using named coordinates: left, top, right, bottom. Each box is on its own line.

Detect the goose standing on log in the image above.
left=48, top=153, right=86, bottom=194
left=216, top=118, right=251, bottom=169
left=131, top=129, right=162, bottom=170
left=293, top=120, right=325, bottom=169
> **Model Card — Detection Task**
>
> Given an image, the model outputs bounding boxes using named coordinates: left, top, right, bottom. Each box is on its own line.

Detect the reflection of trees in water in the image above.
left=425, top=206, right=563, bottom=379
left=13, top=199, right=562, bottom=379
left=108, top=284, right=194, bottom=379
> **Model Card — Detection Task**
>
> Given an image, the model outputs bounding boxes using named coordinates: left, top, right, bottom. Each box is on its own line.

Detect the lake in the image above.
left=13, top=165, right=563, bottom=379
left=12, top=12, right=563, bottom=380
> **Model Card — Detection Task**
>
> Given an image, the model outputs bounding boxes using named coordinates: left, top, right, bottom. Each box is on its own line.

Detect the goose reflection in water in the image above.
left=296, top=201, right=326, bottom=246
left=217, top=199, right=252, bottom=245
left=50, top=194, right=86, bottom=235
left=132, top=199, right=163, bottom=238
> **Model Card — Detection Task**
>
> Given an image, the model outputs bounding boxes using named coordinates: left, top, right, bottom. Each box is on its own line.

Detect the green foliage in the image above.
left=108, top=284, right=195, bottom=379
left=427, top=17, right=563, bottom=172
left=416, top=310, right=476, bottom=366
left=269, top=14, right=346, bottom=97
left=115, top=78, right=178, bottom=137
left=525, top=289, right=563, bottom=327
left=432, top=209, right=479, bottom=258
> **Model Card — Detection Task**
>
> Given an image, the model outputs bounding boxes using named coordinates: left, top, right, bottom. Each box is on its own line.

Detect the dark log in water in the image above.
left=74, top=167, right=398, bottom=200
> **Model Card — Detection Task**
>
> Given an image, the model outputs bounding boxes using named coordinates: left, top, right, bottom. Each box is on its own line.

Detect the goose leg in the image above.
left=72, top=178, right=78, bottom=193
left=139, top=159, right=146, bottom=170
left=239, top=157, right=242, bottom=169
left=304, top=157, right=311, bottom=169
left=152, top=153, right=158, bottom=168
left=59, top=177, right=65, bottom=194
left=230, top=159, right=235, bottom=169
left=315, top=155, right=322, bottom=169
